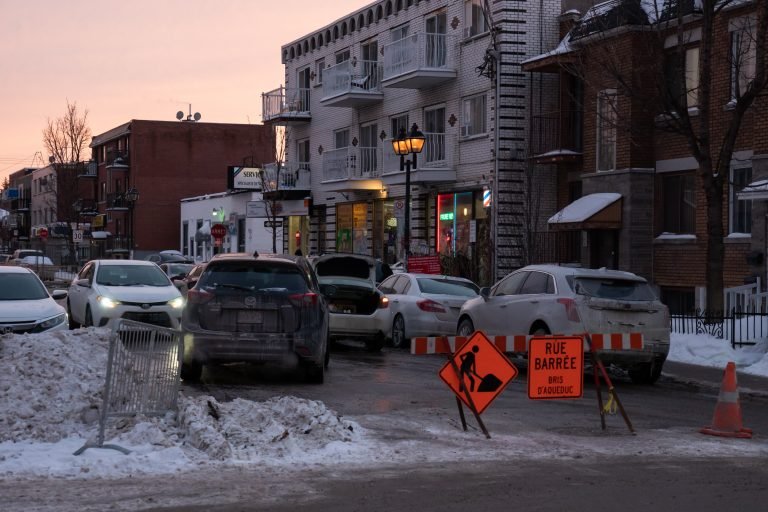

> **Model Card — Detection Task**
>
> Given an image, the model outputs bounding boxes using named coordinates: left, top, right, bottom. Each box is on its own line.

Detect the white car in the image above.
left=379, top=273, right=479, bottom=349
left=0, top=266, right=68, bottom=334
left=312, top=253, right=391, bottom=351
left=67, top=260, right=184, bottom=329
left=457, top=264, right=670, bottom=384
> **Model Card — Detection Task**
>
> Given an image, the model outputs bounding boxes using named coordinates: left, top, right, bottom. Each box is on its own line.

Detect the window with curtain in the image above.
left=461, top=94, right=486, bottom=137
left=662, top=173, right=695, bottom=234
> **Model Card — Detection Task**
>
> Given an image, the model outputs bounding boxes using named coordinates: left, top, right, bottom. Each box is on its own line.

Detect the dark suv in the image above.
left=180, top=252, right=330, bottom=383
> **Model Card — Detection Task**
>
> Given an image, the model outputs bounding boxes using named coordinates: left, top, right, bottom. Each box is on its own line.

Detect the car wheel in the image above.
left=391, top=315, right=407, bottom=349
left=305, top=359, right=325, bottom=384
left=365, top=334, right=385, bottom=352
left=67, top=300, right=80, bottom=329
left=629, top=361, right=663, bottom=385
left=180, top=360, right=203, bottom=383
left=84, top=306, right=93, bottom=327
left=457, top=318, right=474, bottom=337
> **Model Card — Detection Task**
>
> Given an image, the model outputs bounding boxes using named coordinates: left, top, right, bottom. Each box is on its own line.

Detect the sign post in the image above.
left=438, top=331, right=518, bottom=439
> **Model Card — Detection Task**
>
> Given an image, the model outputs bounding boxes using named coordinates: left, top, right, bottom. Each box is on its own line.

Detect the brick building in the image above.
left=84, top=120, right=274, bottom=259
left=263, top=0, right=563, bottom=286
left=523, top=0, right=767, bottom=311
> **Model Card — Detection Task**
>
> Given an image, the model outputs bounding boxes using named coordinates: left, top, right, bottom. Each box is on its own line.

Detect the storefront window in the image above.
left=437, top=191, right=472, bottom=254
left=374, top=200, right=405, bottom=265
left=336, top=202, right=369, bottom=254
left=288, top=216, right=309, bottom=255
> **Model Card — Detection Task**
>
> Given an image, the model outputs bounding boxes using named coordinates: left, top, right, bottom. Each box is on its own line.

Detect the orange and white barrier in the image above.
left=410, top=333, right=644, bottom=355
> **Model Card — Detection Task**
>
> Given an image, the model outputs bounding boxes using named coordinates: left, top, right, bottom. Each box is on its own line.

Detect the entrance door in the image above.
left=589, top=230, right=618, bottom=269
left=360, top=123, right=378, bottom=176
left=425, top=11, right=447, bottom=68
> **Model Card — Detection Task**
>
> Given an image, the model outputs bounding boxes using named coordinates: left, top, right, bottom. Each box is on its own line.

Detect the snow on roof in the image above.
left=548, top=193, right=621, bottom=224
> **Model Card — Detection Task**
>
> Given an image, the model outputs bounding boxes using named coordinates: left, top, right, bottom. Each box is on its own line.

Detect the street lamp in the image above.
left=124, top=188, right=139, bottom=257
left=391, top=123, right=425, bottom=270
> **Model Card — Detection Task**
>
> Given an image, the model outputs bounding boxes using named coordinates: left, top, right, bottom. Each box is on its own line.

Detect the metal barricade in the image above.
left=74, top=319, right=182, bottom=455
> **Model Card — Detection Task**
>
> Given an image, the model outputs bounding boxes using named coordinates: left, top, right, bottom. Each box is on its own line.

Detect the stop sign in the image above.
left=211, top=223, right=227, bottom=239
left=38, top=228, right=49, bottom=239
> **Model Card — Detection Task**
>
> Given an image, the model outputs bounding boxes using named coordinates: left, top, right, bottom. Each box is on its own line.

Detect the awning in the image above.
left=91, top=231, right=112, bottom=239
left=548, top=193, right=622, bottom=230
left=737, top=180, right=768, bottom=200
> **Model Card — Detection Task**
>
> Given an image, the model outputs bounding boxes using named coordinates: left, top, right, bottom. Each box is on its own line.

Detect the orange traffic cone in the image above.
left=700, top=362, right=752, bottom=439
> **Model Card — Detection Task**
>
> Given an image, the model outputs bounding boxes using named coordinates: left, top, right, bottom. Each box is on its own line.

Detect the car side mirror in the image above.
left=75, top=278, right=91, bottom=288
left=480, top=287, right=491, bottom=300
left=51, top=289, right=68, bottom=300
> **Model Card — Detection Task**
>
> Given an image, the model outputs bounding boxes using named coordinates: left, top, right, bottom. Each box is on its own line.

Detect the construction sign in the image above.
left=439, top=331, right=518, bottom=415
left=528, top=336, right=584, bottom=400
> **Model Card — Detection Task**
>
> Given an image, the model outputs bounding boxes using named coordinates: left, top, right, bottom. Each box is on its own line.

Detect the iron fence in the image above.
left=670, top=308, right=768, bottom=348
left=74, top=319, right=182, bottom=455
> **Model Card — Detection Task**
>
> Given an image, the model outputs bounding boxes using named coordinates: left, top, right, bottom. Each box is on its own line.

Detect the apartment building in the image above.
left=85, top=120, right=274, bottom=259
left=263, top=0, right=561, bottom=285
left=523, top=0, right=767, bottom=310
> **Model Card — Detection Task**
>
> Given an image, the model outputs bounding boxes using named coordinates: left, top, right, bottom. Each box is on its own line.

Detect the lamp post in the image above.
left=124, top=188, right=139, bottom=258
left=391, top=123, right=425, bottom=271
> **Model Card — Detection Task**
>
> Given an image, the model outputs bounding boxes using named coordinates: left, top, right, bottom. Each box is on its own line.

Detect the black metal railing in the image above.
left=670, top=308, right=768, bottom=348
left=530, top=110, right=583, bottom=157
left=526, top=230, right=581, bottom=266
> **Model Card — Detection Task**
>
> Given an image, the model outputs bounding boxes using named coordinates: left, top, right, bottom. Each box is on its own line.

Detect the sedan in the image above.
left=457, top=264, right=670, bottom=384
left=67, top=260, right=184, bottom=329
left=0, top=266, right=68, bottom=334
left=379, top=273, right=479, bottom=349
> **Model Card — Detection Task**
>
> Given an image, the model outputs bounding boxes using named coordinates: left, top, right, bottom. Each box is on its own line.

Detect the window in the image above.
left=391, top=23, right=409, bottom=42
left=730, top=166, right=752, bottom=234
left=361, top=40, right=379, bottom=88
left=297, top=139, right=310, bottom=167
left=662, top=173, right=695, bottom=234
left=665, top=47, right=700, bottom=107
left=391, top=114, right=409, bottom=140
left=464, top=0, right=488, bottom=38
left=359, top=123, right=378, bottom=175
left=519, top=271, right=554, bottom=295
left=335, top=49, right=350, bottom=64
left=461, top=94, right=486, bottom=137
left=731, top=27, right=756, bottom=99
left=495, top=271, right=527, bottom=296
left=596, top=90, right=617, bottom=172
left=334, top=128, right=349, bottom=149
left=315, top=58, right=325, bottom=85
left=660, top=287, right=695, bottom=315
left=424, top=105, right=446, bottom=164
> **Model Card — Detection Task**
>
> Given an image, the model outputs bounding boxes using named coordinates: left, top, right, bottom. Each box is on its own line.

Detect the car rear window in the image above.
left=417, top=278, right=478, bottom=297
left=200, top=262, right=309, bottom=293
left=570, top=277, right=657, bottom=301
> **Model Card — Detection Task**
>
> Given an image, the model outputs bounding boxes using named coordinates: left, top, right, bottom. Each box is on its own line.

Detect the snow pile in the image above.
left=669, top=333, right=768, bottom=375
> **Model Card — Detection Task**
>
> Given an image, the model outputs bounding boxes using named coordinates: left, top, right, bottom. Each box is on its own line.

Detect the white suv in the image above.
left=67, top=260, right=184, bottom=329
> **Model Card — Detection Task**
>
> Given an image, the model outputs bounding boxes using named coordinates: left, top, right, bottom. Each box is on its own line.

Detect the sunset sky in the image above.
left=0, top=0, right=368, bottom=183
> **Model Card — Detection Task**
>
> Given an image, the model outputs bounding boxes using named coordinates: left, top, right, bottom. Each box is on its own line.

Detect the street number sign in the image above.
left=527, top=336, right=584, bottom=400
left=438, top=331, right=518, bottom=414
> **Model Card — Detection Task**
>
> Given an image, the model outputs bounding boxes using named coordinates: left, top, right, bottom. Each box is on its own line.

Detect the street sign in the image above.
left=73, top=230, right=84, bottom=243
left=38, top=228, right=49, bottom=240
left=264, top=220, right=282, bottom=228
left=211, top=223, right=227, bottom=239
left=438, top=331, right=518, bottom=415
left=527, top=336, right=584, bottom=400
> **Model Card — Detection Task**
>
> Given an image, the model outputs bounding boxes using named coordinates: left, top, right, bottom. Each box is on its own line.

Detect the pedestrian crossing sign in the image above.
left=438, top=331, right=518, bottom=414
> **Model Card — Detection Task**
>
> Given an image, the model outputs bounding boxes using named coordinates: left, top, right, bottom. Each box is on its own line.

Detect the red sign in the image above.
left=527, top=336, right=584, bottom=400
left=438, top=331, right=518, bottom=415
left=407, top=255, right=441, bottom=274
left=211, top=223, right=227, bottom=239
left=38, top=228, right=49, bottom=239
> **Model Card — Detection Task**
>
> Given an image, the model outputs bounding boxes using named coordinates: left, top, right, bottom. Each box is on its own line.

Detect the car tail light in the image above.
left=290, top=292, right=319, bottom=307
left=187, top=288, right=214, bottom=304
left=417, top=299, right=447, bottom=313
left=379, top=295, right=390, bottom=309
left=557, top=298, right=581, bottom=322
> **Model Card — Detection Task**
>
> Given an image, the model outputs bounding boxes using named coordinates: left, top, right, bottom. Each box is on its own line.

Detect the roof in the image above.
left=90, top=121, right=131, bottom=148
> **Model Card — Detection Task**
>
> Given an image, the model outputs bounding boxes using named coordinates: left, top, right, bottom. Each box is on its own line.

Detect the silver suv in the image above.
left=457, top=265, right=670, bottom=384
left=181, top=253, right=330, bottom=383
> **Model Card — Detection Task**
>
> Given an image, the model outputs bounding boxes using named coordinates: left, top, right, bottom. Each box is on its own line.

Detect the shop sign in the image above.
left=228, top=166, right=263, bottom=190
left=408, top=255, right=441, bottom=274
left=439, top=212, right=454, bottom=221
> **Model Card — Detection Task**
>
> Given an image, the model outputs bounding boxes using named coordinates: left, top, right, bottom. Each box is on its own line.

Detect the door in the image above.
left=360, top=123, right=378, bottom=176
left=361, top=41, right=379, bottom=89
left=424, top=106, right=446, bottom=164
left=589, top=229, right=619, bottom=269
left=69, top=262, right=95, bottom=323
left=472, top=271, right=529, bottom=334
left=297, top=67, right=311, bottom=110
left=425, top=11, right=447, bottom=68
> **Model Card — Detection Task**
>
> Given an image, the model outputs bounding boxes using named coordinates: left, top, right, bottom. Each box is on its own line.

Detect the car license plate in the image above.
left=237, top=310, right=263, bottom=323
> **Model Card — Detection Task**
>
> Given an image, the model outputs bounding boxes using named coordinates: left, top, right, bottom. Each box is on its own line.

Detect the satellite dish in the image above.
left=194, top=112, right=201, bottom=121
left=176, top=111, right=184, bottom=120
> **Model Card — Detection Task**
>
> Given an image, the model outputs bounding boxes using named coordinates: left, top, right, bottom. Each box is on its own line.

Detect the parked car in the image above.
left=379, top=273, right=479, bottom=349
left=67, top=260, right=184, bottom=329
left=312, top=253, right=391, bottom=351
left=11, top=249, right=44, bottom=260
left=0, top=254, right=13, bottom=265
left=159, top=262, right=195, bottom=279
left=181, top=252, right=329, bottom=383
left=15, top=255, right=55, bottom=267
left=146, top=252, right=194, bottom=264
left=174, top=262, right=206, bottom=297
left=0, top=266, right=68, bottom=334
left=456, top=264, right=670, bottom=384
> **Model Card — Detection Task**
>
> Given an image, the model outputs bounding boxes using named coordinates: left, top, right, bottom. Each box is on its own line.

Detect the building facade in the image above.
left=263, top=0, right=561, bottom=286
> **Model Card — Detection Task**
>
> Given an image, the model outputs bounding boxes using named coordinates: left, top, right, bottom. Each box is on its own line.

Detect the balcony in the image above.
left=77, top=161, right=98, bottom=178
left=530, top=110, right=583, bottom=163
left=106, top=151, right=130, bottom=170
left=262, top=86, right=311, bottom=125
left=106, top=193, right=130, bottom=211
left=382, top=33, right=457, bottom=89
left=320, top=60, right=383, bottom=108
left=74, top=198, right=99, bottom=217
left=321, top=146, right=383, bottom=191
left=261, top=161, right=311, bottom=199
left=381, top=133, right=457, bottom=186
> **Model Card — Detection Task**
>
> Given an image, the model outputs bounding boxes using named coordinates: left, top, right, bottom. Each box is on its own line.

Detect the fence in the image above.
left=74, top=319, right=182, bottom=455
left=670, top=308, right=768, bottom=348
